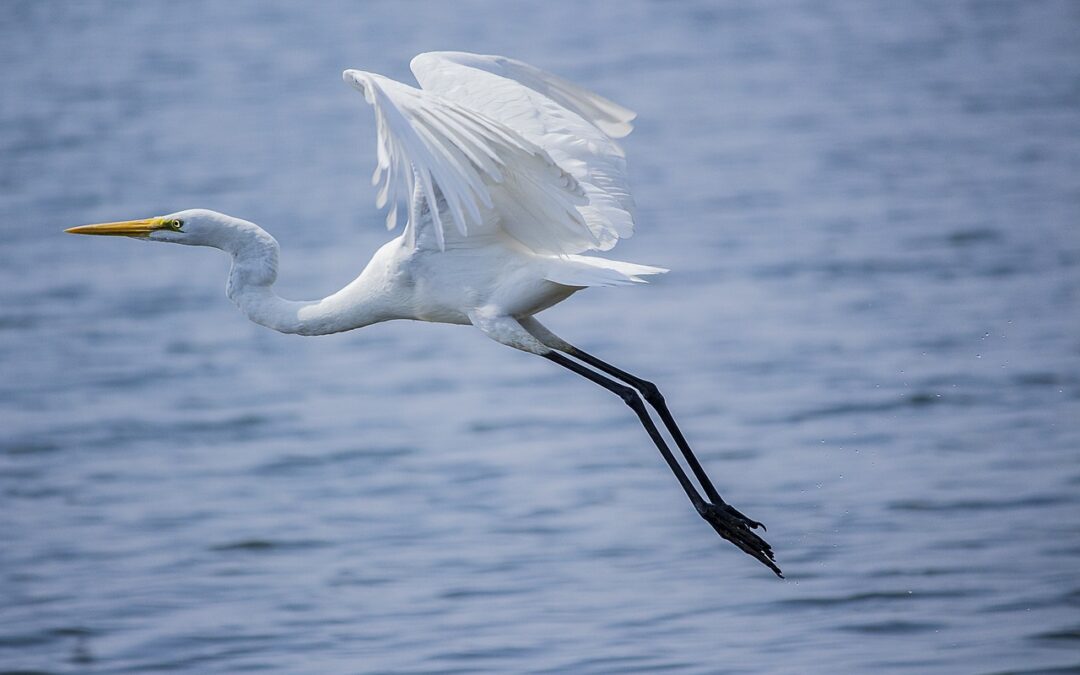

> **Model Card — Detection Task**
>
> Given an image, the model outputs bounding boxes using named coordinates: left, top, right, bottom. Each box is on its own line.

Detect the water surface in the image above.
left=2, top=1, right=1078, bottom=673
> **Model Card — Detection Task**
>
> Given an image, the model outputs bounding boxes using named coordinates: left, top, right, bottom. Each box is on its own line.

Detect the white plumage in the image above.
left=66, top=53, right=781, bottom=576
left=344, top=51, right=640, bottom=257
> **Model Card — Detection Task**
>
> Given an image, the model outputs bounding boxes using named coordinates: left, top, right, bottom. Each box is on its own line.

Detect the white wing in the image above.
left=346, top=69, right=597, bottom=254
left=411, top=51, right=636, bottom=140
left=410, top=52, right=638, bottom=245
left=344, top=53, right=637, bottom=255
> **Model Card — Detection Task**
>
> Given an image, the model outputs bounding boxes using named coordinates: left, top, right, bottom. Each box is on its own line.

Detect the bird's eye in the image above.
left=169, top=219, right=184, bottom=230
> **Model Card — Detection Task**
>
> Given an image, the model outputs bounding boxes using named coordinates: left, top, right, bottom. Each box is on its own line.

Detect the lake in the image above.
left=1, top=1, right=1078, bottom=672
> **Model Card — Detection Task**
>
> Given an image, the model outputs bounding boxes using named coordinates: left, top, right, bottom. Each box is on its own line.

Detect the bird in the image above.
left=66, top=51, right=781, bottom=577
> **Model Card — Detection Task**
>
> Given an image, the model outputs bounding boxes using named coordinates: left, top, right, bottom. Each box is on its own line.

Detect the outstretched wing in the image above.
left=411, top=51, right=636, bottom=140
left=344, top=69, right=589, bottom=253
left=344, top=53, right=637, bottom=255
left=410, top=51, right=637, bottom=225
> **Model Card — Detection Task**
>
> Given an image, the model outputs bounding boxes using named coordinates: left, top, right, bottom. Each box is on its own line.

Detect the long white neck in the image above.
left=221, top=224, right=393, bottom=336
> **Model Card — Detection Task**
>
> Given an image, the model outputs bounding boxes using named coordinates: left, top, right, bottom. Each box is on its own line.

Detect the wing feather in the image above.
left=410, top=51, right=638, bottom=247
left=344, top=68, right=597, bottom=254
left=413, top=51, right=636, bottom=140
left=345, top=53, right=641, bottom=255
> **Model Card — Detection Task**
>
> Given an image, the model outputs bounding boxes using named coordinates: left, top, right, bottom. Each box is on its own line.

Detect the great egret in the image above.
left=66, top=52, right=781, bottom=577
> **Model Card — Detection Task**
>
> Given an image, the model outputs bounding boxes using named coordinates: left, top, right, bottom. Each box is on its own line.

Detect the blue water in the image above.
left=2, top=1, right=1079, bottom=673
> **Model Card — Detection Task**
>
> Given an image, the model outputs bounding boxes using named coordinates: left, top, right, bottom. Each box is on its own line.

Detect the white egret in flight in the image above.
left=67, top=52, right=781, bottom=576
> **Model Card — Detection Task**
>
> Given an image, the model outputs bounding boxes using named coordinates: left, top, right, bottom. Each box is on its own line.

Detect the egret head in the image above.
left=66, top=209, right=280, bottom=292
left=65, top=209, right=254, bottom=249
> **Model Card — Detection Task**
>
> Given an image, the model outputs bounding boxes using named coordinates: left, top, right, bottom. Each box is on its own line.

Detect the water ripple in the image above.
left=3, top=1, right=1078, bottom=673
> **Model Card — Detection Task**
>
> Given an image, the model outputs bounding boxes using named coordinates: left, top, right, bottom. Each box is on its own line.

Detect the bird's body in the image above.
left=67, top=52, right=782, bottom=576
left=217, top=213, right=582, bottom=337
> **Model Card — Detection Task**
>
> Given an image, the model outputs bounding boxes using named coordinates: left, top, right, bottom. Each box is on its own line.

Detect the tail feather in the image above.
left=545, top=254, right=668, bottom=287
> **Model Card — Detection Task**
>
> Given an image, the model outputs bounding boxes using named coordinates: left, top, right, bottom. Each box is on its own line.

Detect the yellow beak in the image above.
left=65, top=218, right=169, bottom=238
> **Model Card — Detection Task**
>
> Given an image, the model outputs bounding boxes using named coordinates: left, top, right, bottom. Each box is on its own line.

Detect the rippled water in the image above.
left=2, top=1, right=1079, bottom=673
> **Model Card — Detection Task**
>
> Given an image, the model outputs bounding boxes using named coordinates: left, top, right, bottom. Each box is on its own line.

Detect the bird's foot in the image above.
left=697, top=501, right=783, bottom=578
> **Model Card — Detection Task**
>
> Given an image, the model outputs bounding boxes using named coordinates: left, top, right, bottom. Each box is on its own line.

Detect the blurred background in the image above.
left=1, top=1, right=1078, bottom=673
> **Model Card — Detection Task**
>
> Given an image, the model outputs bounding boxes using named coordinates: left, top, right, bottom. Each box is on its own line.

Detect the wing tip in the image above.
left=412, top=51, right=637, bottom=141
left=343, top=69, right=382, bottom=95
left=343, top=69, right=370, bottom=97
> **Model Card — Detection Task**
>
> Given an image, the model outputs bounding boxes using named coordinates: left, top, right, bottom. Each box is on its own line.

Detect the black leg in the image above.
left=543, top=352, right=782, bottom=577
left=565, top=347, right=766, bottom=527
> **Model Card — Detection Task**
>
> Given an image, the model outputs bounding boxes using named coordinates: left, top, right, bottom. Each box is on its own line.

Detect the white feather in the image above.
left=344, top=69, right=593, bottom=255
left=344, top=53, right=640, bottom=257
left=410, top=52, right=638, bottom=252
